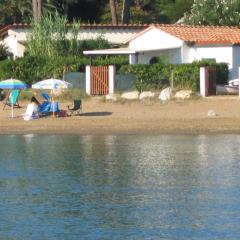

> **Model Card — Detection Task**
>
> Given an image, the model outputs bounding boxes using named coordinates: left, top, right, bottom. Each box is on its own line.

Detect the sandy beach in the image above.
left=1, top=96, right=240, bottom=135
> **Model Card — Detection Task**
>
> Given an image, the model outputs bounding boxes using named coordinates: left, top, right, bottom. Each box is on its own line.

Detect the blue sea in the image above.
left=0, top=134, right=240, bottom=239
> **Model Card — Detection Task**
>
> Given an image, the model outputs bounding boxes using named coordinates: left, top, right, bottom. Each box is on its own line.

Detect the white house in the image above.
left=84, top=24, right=240, bottom=81
left=0, top=23, right=148, bottom=59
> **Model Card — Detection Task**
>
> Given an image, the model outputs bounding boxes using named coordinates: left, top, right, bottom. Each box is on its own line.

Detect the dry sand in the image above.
left=1, top=96, right=240, bottom=135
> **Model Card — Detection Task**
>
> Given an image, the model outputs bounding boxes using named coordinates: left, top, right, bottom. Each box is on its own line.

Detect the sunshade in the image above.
left=0, top=78, right=27, bottom=118
left=32, top=78, right=72, bottom=117
left=32, top=78, right=72, bottom=90
left=0, top=79, right=27, bottom=89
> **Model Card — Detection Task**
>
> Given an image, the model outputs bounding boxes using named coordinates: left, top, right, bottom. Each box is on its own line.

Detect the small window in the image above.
left=150, top=56, right=169, bottom=65
left=201, top=58, right=216, bottom=63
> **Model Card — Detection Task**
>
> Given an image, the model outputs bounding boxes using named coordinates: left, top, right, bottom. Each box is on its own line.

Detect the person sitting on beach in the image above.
left=22, top=97, right=41, bottom=120
left=31, top=96, right=41, bottom=115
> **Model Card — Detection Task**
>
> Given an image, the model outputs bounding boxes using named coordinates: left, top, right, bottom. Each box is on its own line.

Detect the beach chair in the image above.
left=3, top=89, right=21, bottom=110
left=39, top=101, right=51, bottom=116
left=22, top=103, right=39, bottom=121
left=41, top=92, right=51, bottom=102
left=67, top=100, right=82, bottom=116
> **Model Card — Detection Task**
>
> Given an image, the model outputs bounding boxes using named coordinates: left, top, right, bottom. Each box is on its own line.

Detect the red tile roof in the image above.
left=0, top=23, right=30, bottom=38
left=155, top=24, right=240, bottom=45
left=2, top=23, right=240, bottom=46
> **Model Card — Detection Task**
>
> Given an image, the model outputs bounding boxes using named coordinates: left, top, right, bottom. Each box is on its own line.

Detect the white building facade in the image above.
left=0, top=23, right=148, bottom=59
left=84, top=25, right=240, bottom=82
left=126, top=25, right=240, bottom=81
left=2, top=23, right=240, bottom=82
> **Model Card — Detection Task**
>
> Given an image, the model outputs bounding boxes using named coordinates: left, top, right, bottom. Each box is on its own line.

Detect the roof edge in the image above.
left=0, top=23, right=149, bottom=38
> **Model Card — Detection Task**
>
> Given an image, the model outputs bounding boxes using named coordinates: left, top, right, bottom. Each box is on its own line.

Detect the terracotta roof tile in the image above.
left=154, top=24, right=240, bottom=45
left=2, top=23, right=240, bottom=45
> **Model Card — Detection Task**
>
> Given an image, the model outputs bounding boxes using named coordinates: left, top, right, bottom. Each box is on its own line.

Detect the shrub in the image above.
left=0, top=55, right=128, bottom=85
left=0, top=44, right=12, bottom=61
left=120, top=61, right=228, bottom=92
left=26, top=12, right=112, bottom=58
left=92, top=56, right=129, bottom=71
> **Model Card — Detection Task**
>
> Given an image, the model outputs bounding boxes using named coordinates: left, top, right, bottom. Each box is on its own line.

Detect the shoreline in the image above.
left=1, top=97, right=240, bottom=135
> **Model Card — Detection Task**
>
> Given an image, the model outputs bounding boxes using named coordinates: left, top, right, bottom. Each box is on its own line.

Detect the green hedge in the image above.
left=0, top=55, right=128, bottom=84
left=0, top=56, right=86, bottom=84
left=120, top=61, right=229, bottom=92
left=0, top=56, right=228, bottom=91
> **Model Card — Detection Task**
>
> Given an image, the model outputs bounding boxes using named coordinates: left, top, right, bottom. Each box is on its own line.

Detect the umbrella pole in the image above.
left=53, top=99, right=55, bottom=118
left=51, top=90, right=55, bottom=118
left=11, top=103, right=14, bottom=118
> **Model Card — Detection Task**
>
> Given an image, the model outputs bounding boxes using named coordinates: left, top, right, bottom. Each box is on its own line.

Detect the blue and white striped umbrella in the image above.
left=0, top=78, right=27, bottom=118
left=0, top=78, right=27, bottom=89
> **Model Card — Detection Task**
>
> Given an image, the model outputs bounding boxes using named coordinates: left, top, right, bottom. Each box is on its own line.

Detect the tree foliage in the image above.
left=101, top=0, right=194, bottom=24
left=0, top=44, right=12, bottom=60
left=184, top=0, right=240, bottom=26
left=153, top=0, right=194, bottom=23
left=0, top=0, right=58, bottom=24
left=3, top=0, right=240, bottom=28
left=0, top=0, right=32, bottom=24
left=0, top=0, right=195, bottom=25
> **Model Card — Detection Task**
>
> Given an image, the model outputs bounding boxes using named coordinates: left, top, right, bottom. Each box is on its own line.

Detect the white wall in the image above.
left=181, top=42, right=192, bottom=63
left=11, top=28, right=140, bottom=44
left=137, top=48, right=181, bottom=64
left=2, top=34, right=25, bottom=58
left=189, top=45, right=233, bottom=80
left=232, top=46, right=240, bottom=81
left=72, top=29, right=140, bottom=44
left=3, top=35, right=18, bottom=59
left=9, top=29, right=31, bottom=41
left=16, top=42, right=25, bottom=58
left=2, top=29, right=29, bottom=58
left=129, top=28, right=183, bottom=51
left=4, top=27, right=142, bottom=58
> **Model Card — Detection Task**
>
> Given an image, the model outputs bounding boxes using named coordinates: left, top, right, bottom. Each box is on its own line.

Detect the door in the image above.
left=91, top=66, right=109, bottom=95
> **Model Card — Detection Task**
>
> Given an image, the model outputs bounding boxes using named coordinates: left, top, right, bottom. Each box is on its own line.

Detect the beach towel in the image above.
left=22, top=103, right=39, bottom=121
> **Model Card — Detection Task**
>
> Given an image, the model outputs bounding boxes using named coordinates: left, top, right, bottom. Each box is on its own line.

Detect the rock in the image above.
left=175, top=90, right=192, bottom=99
left=105, top=93, right=118, bottom=101
left=208, top=109, right=217, bottom=117
left=159, top=87, right=172, bottom=101
left=139, top=91, right=155, bottom=100
left=121, top=91, right=139, bottom=100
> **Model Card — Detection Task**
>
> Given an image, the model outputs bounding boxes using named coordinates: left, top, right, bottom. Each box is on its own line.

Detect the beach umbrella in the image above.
left=0, top=78, right=27, bottom=118
left=32, top=78, right=72, bottom=116
left=32, top=78, right=72, bottom=90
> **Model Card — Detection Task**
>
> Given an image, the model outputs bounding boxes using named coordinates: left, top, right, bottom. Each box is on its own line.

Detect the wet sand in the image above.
left=1, top=96, right=240, bottom=135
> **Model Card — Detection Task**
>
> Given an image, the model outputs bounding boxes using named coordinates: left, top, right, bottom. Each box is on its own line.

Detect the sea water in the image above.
left=0, top=134, right=240, bottom=239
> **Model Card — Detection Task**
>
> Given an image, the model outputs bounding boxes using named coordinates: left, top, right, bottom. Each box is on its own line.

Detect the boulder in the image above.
left=139, top=91, right=155, bottom=100
left=208, top=109, right=217, bottom=117
left=159, top=87, right=172, bottom=101
left=175, top=90, right=192, bottom=99
left=105, top=93, right=118, bottom=101
left=121, top=91, right=139, bottom=100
